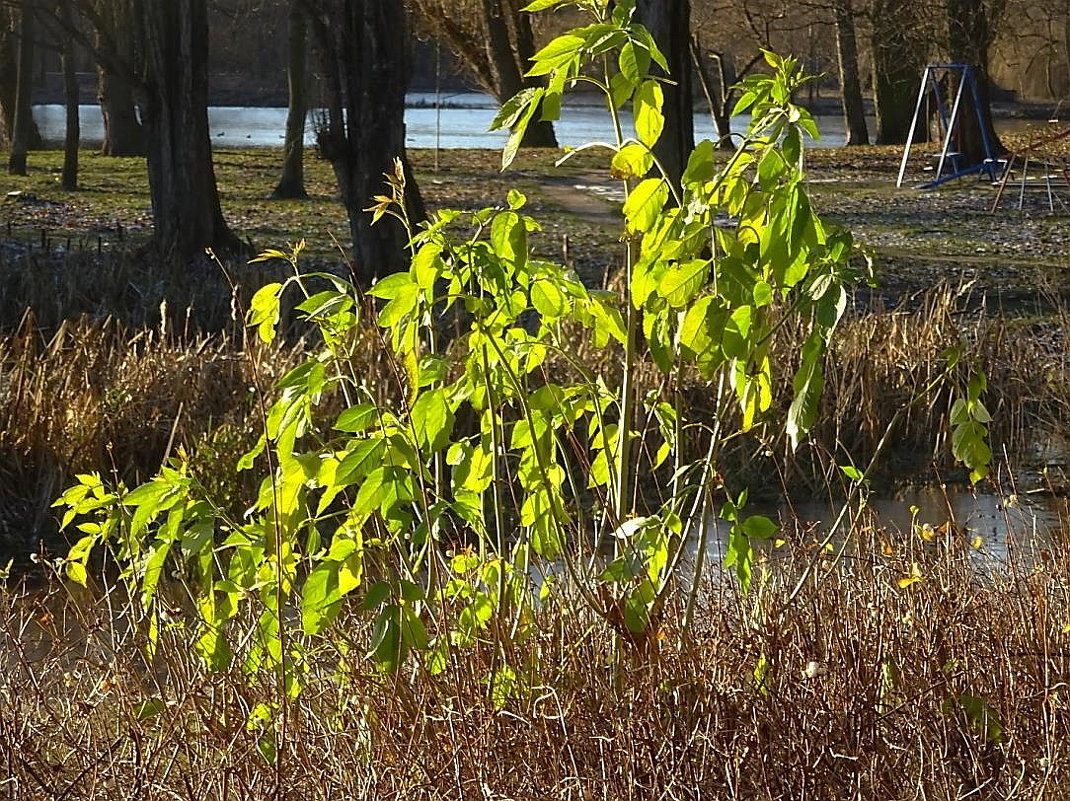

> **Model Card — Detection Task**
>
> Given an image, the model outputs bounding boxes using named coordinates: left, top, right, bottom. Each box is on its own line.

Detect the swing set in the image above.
left=896, top=64, right=1008, bottom=189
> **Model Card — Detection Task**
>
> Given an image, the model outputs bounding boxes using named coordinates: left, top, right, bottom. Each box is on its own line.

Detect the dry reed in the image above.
left=1, top=516, right=1069, bottom=800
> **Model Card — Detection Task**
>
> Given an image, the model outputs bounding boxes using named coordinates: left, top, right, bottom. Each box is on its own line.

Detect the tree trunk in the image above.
left=0, top=10, right=19, bottom=146
left=61, top=0, right=79, bottom=190
left=273, top=2, right=308, bottom=199
left=636, top=0, right=694, bottom=187
left=135, top=0, right=238, bottom=261
left=947, top=0, right=1005, bottom=163
left=871, top=0, right=924, bottom=145
left=1064, top=3, right=1070, bottom=100
left=8, top=0, right=35, bottom=175
left=690, top=38, right=733, bottom=147
left=833, top=0, right=869, bottom=146
left=97, top=0, right=145, bottom=156
left=98, top=67, right=144, bottom=155
left=306, top=0, right=425, bottom=284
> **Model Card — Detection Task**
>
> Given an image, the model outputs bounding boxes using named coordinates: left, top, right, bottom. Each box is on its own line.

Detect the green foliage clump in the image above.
left=55, top=0, right=992, bottom=760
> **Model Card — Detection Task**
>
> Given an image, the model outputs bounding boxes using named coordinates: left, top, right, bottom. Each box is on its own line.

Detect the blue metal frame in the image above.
left=896, top=64, right=1006, bottom=190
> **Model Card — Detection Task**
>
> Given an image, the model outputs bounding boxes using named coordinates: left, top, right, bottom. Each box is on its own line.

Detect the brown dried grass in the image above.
left=2, top=519, right=1069, bottom=800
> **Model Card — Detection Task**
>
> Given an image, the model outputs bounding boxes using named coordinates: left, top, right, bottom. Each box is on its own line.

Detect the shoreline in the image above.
left=29, top=78, right=1067, bottom=122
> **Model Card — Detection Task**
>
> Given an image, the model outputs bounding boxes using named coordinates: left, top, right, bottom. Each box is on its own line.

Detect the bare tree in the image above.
left=693, top=0, right=824, bottom=144
left=272, top=0, right=308, bottom=199
left=302, top=0, right=425, bottom=283
left=946, top=0, right=1006, bottom=161
left=7, top=0, right=35, bottom=175
left=0, top=4, right=42, bottom=148
left=131, top=1, right=240, bottom=258
left=869, top=0, right=927, bottom=144
left=59, top=0, right=79, bottom=189
left=95, top=0, right=143, bottom=156
left=410, top=0, right=557, bottom=148
left=832, top=0, right=868, bottom=145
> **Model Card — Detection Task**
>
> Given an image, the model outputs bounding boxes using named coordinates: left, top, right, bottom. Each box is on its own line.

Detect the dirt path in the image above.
left=536, top=173, right=622, bottom=228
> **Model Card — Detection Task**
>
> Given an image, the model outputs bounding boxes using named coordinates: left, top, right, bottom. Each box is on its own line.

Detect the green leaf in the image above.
left=722, top=306, right=753, bottom=359
left=951, top=420, right=991, bottom=484
left=295, top=290, right=353, bottom=320
left=248, top=283, right=283, bottom=344
left=731, top=90, right=757, bottom=117
left=352, top=468, right=388, bottom=519
left=67, top=533, right=97, bottom=563
left=682, top=139, right=716, bottom=185
left=491, top=211, right=528, bottom=268
left=257, top=733, right=276, bottom=765
left=526, top=35, right=585, bottom=77
left=362, top=582, right=392, bottom=611
left=369, top=605, right=403, bottom=672
left=302, top=561, right=340, bottom=634
left=657, top=259, right=709, bottom=308
left=66, top=561, right=88, bottom=587
left=634, top=80, right=664, bottom=147
left=610, top=143, right=653, bottom=181
left=589, top=295, right=628, bottom=346
left=141, top=539, right=172, bottom=609
left=943, top=695, right=1005, bottom=744
left=644, top=309, right=674, bottom=374
left=522, top=0, right=572, bottom=11
left=679, top=296, right=716, bottom=360
left=619, top=41, right=649, bottom=83
left=195, top=625, right=232, bottom=672
left=753, top=280, right=774, bottom=307
left=757, top=147, right=784, bottom=189
left=400, top=607, right=429, bottom=651
left=742, top=515, right=777, bottom=540
left=410, top=388, right=455, bottom=453
left=412, top=242, right=444, bottom=290
left=334, top=438, right=388, bottom=486
left=335, top=404, right=379, bottom=433
left=521, top=490, right=563, bottom=559
left=623, top=178, right=668, bottom=234
left=609, top=71, right=633, bottom=109
left=368, top=272, right=415, bottom=300
left=500, top=88, right=545, bottom=171
left=134, top=698, right=167, bottom=720
left=237, top=433, right=266, bottom=471
left=725, top=529, right=752, bottom=592
left=531, top=279, right=569, bottom=318
left=786, top=333, right=825, bottom=449
left=840, top=465, right=865, bottom=482
left=490, top=86, right=541, bottom=132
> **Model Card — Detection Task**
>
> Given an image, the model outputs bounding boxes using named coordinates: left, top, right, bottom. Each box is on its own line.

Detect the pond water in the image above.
left=34, top=94, right=1046, bottom=154
left=33, top=93, right=877, bottom=151
left=699, top=486, right=1062, bottom=569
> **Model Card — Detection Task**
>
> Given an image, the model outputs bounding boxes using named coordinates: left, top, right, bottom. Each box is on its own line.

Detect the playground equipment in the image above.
left=896, top=64, right=1007, bottom=189
left=990, top=124, right=1070, bottom=213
